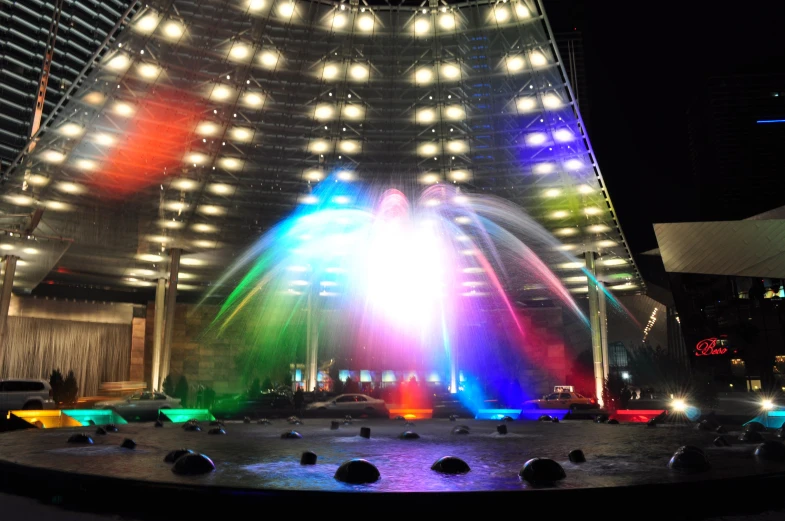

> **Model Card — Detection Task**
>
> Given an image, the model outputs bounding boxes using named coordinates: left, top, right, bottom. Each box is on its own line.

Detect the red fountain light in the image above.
left=87, top=88, right=205, bottom=196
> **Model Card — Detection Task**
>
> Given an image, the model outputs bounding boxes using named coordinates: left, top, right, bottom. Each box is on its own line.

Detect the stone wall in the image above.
left=129, top=317, right=145, bottom=381
left=144, top=303, right=251, bottom=395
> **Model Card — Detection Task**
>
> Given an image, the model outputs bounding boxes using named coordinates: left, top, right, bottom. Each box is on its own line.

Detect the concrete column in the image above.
left=599, top=282, right=609, bottom=380
left=159, top=249, right=181, bottom=389
left=305, top=287, right=319, bottom=392
left=0, top=255, right=17, bottom=376
left=150, top=277, right=166, bottom=391
left=585, top=251, right=605, bottom=407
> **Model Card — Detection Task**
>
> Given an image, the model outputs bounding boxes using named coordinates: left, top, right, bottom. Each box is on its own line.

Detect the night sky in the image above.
left=543, top=0, right=785, bottom=281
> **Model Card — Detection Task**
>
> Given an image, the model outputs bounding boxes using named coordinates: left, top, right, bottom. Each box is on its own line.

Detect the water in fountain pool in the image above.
left=1, top=419, right=781, bottom=493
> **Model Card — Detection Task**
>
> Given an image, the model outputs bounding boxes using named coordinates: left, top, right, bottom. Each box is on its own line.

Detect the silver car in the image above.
left=307, top=393, right=388, bottom=416
left=0, top=378, right=56, bottom=410
left=95, top=391, right=181, bottom=419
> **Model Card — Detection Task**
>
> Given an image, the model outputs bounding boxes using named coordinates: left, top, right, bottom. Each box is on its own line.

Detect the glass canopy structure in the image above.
left=0, top=0, right=642, bottom=299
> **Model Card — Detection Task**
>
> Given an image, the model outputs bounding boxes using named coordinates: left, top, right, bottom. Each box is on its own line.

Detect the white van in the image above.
left=0, top=379, right=56, bottom=410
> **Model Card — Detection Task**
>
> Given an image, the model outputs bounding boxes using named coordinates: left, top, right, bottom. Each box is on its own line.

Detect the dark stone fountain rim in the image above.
left=2, top=420, right=785, bottom=519
left=0, top=451, right=785, bottom=519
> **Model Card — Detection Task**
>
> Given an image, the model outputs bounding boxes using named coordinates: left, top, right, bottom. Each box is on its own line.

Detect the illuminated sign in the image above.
left=695, top=337, right=728, bottom=357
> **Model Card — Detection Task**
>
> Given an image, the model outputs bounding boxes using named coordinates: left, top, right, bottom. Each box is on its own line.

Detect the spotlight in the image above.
left=243, top=92, right=264, bottom=108
left=357, top=15, right=374, bottom=32
left=343, top=105, right=364, bottom=120
left=445, top=105, right=465, bottom=120
left=113, top=102, right=134, bottom=116
left=349, top=64, right=369, bottom=81
left=542, top=93, right=563, bottom=109
left=106, top=54, right=130, bottom=71
left=516, top=97, right=537, bottom=112
left=414, top=18, right=430, bottom=35
left=414, top=67, right=433, bottom=84
left=163, top=21, right=185, bottom=39
left=210, top=85, right=233, bottom=101
left=259, top=50, right=280, bottom=68
left=438, top=14, right=455, bottom=30
left=59, top=123, right=83, bottom=137
left=493, top=7, right=510, bottom=23
left=137, top=63, right=161, bottom=79
left=331, top=13, right=347, bottom=29
left=416, top=108, right=436, bottom=124
left=322, top=63, right=340, bottom=80
left=314, top=105, right=335, bottom=120
left=530, top=51, right=548, bottom=67
left=506, top=55, right=525, bottom=72
left=441, top=63, right=461, bottom=80
left=134, top=13, right=160, bottom=33
left=229, top=43, right=250, bottom=60
left=278, top=1, right=295, bottom=18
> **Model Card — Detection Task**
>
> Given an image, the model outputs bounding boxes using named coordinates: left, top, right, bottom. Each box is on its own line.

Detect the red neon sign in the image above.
left=695, top=337, right=728, bottom=356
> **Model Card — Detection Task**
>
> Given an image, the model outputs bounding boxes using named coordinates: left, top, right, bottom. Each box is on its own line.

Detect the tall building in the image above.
left=0, top=0, right=642, bottom=398
left=687, top=73, right=785, bottom=221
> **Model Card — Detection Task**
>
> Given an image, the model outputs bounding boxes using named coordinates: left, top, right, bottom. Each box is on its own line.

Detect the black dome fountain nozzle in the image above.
left=568, top=449, right=586, bottom=463
left=334, top=459, right=380, bottom=484
left=300, top=451, right=318, bottom=465
left=164, top=449, right=194, bottom=463
left=519, top=458, right=566, bottom=486
left=431, top=456, right=470, bottom=474
left=172, top=453, right=215, bottom=475
left=668, top=446, right=710, bottom=473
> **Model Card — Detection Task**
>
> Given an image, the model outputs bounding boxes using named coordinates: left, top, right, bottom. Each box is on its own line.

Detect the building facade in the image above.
left=654, top=209, right=785, bottom=391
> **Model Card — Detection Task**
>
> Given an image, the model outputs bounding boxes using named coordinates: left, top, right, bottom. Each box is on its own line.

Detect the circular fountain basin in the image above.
left=0, top=419, right=784, bottom=518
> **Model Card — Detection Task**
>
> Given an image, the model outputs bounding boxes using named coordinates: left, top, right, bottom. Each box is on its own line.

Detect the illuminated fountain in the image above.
left=202, top=174, right=590, bottom=413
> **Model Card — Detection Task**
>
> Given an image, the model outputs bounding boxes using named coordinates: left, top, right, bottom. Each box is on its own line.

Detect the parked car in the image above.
left=95, top=391, right=181, bottom=420
left=523, top=391, right=598, bottom=410
left=307, top=393, right=388, bottom=417
left=212, top=391, right=293, bottom=420
left=0, top=378, right=56, bottom=410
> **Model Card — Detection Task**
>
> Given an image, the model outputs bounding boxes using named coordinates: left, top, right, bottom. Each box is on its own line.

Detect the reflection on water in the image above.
left=1, top=419, right=776, bottom=492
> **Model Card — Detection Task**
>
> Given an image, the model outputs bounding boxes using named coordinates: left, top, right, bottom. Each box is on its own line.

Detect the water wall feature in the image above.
left=202, top=175, right=597, bottom=410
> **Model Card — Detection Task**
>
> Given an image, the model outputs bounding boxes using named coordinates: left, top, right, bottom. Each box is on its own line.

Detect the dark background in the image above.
left=543, top=0, right=785, bottom=282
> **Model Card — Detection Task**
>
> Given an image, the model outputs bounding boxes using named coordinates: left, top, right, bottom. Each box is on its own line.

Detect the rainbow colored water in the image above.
left=204, top=174, right=596, bottom=409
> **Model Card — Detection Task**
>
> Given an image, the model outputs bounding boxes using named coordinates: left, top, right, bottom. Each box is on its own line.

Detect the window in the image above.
left=129, top=393, right=142, bottom=400
left=575, top=393, right=584, bottom=398
left=1, top=381, right=44, bottom=392
left=545, top=393, right=559, bottom=400
left=139, top=392, right=152, bottom=400
left=336, top=395, right=355, bottom=403
left=355, top=396, right=367, bottom=402
left=154, top=393, right=167, bottom=400
left=559, top=393, right=571, bottom=400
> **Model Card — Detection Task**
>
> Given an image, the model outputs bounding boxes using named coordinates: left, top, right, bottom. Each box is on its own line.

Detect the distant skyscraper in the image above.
left=554, top=31, right=590, bottom=132
left=687, top=73, right=785, bottom=221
